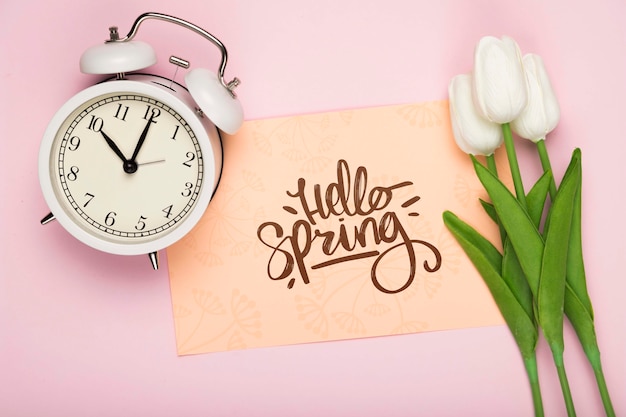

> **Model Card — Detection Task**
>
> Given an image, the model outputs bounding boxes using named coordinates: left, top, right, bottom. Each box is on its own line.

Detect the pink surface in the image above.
left=1, top=0, right=625, bottom=416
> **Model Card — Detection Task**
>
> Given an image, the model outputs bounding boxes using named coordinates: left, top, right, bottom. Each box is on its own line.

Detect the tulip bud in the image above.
left=449, top=74, right=503, bottom=156
left=472, top=36, right=528, bottom=124
left=511, top=54, right=560, bottom=142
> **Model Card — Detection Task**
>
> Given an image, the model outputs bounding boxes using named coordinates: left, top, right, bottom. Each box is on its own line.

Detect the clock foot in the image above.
left=40, top=212, right=56, bottom=225
left=148, top=251, right=159, bottom=270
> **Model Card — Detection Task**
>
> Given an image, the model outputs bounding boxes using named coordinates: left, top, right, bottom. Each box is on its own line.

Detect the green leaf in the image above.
left=565, top=284, right=616, bottom=417
left=565, top=149, right=594, bottom=320
left=556, top=150, right=600, bottom=361
left=537, top=153, right=581, bottom=353
left=502, top=239, right=534, bottom=323
left=526, top=170, right=552, bottom=229
left=499, top=169, right=552, bottom=322
left=480, top=169, right=550, bottom=229
left=472, top=157, right=544, bottom=296
left=443, top=211, right=502, bottom=271
left=480, top=199, right=498, bottom=224
left=443, top=211, right=538, bottom=359
left=480, top=198, right=507, bottom=248
left=564, top=284, right=598, bottom=357
left=474, top=169, right=551, bottom=325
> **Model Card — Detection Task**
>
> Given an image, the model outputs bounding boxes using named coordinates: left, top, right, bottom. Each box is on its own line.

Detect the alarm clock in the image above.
left=38, top=12, right=243, bottom=270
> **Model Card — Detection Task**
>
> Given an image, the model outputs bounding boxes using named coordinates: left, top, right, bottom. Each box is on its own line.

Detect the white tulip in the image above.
left=473, top=36, right=528, bottom=124
left=511, top=54, right=560, bottom=142
left=449, top=74, right=503, bottom=156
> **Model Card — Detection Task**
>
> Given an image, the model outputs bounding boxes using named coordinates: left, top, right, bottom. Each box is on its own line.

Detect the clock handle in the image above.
left=108, top=12, right=240, bottom=98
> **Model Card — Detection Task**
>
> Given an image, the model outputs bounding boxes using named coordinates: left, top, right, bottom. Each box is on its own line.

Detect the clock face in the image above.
left=49, top=92, right=205, bottom=245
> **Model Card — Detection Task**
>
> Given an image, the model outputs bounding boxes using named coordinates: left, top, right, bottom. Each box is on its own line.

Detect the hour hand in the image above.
left=100, top=130, right=128, bottom=163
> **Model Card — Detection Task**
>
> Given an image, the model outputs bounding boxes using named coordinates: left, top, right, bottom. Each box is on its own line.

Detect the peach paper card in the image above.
left=167, top=101, right=507, bottom=355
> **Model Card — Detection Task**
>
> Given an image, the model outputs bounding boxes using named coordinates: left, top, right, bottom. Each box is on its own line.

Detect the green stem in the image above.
left=535, top=139, right=558, bottom=199
left=593, top=365, right=616, bottom=417
left=523, top=355, right=545, bottom=417
left=486, top=154, right=499, bottom=176
left=553, top=351, right=577, bottom=417
left=586, top=348, right=616, bottom=417
left=502, top=123, right=527, bottom=208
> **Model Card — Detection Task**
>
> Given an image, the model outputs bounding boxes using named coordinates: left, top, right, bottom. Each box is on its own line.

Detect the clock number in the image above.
left=143, top=105, right=161, bottom=122
left=162, top=204, right=174, bottom=219
left=83, top=193, right=95, bottom=207
left=183, top=152, right=196, bottom=167
left=87, top=115, right=104, bottom=132
left=66, top=166, right=79, bottom=181
left=135, top=215, right=147, bottom=231
left=171, top=125, right=180, bottom=140
left=68, top=136, right=81, bottom=151
left=114, top=104, right=129, bottom=121
left=181, top=182, right=194, bottom=197
left=104, top=211, right=117, bottom=227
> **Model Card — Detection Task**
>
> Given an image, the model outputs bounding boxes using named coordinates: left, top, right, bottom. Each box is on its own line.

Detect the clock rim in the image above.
left=38, top=77, right=222, bottom=256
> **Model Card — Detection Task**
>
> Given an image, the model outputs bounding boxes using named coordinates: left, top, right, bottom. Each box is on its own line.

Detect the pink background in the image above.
left=1, top=0, right=625, bottom=416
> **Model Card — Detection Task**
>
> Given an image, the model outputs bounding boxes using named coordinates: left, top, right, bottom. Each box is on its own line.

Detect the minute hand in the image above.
left=131, top=117, right=154, bottom=162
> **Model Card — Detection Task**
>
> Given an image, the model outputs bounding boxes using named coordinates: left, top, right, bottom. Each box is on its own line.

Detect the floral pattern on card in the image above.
left=167, top=101, right=506, bottom=355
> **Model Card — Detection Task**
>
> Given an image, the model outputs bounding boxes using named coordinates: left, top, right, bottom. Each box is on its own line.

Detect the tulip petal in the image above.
left=448, top=74, right=503, bottom=156
left=511, top=54, right=560, bottom=142
left=473, top=36, right=528, bottom=124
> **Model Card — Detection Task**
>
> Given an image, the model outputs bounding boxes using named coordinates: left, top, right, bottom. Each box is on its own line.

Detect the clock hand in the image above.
left=138, top=159, right=166, bottom=166
left=131, top=117, right=154, bottom=162
left=100, top=130, right=140, bottom=174
left=100, top=130, right=129, bottom=163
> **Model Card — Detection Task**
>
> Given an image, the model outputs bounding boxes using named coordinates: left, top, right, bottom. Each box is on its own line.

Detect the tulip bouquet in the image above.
left=443, top=36, right=615, bottom=417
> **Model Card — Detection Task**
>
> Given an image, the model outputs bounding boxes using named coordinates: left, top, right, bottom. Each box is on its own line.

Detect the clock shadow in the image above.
left=50, top=230, right=170, bottom=282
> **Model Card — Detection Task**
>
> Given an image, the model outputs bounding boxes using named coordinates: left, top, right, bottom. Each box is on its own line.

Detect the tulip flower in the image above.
left=445, top=35, right=616, bottom=417
left=472, top=36, right=529, bottom=206
left=472, top=36, right=528, bottom=124
left=448, top=74, right=503, bottom=156
left=512, top=53, right=561, bottom=198
left=511, top=54, right=560, bottom=142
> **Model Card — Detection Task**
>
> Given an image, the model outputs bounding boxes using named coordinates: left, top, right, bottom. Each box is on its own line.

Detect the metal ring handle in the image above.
left=107, top=12, right=240, bottom=97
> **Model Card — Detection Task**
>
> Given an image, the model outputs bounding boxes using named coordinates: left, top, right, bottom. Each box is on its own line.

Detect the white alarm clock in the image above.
left=38, top=12, right=243, bottom=269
